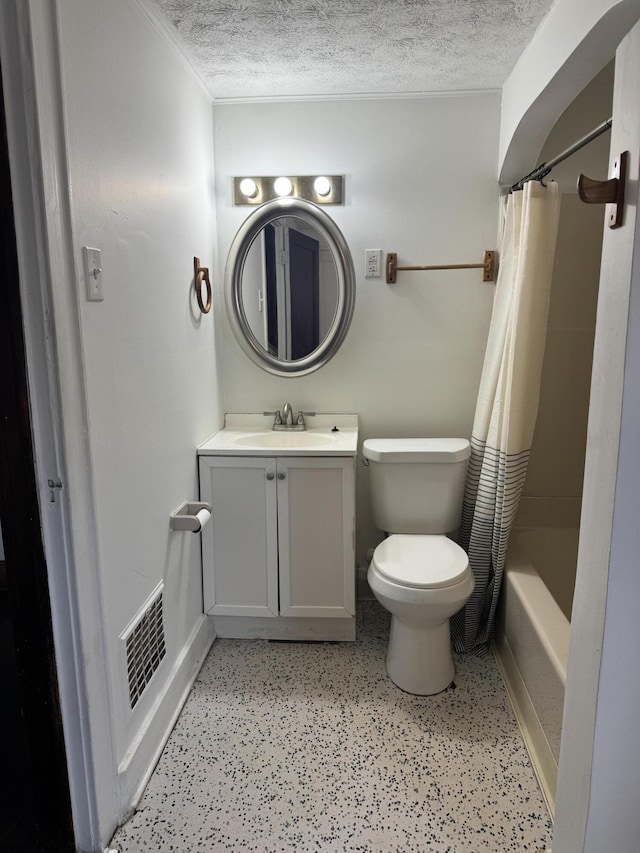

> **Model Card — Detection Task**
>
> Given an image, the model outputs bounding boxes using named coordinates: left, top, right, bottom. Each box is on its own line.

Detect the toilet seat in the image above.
left=373, top=534, right=470, bottom=589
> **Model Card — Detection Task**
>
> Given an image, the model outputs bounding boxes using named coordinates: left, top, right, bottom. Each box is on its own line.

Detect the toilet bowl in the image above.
left=368, top=534, right=474, bottom=695
left=362, top=437, right=473, bottom=695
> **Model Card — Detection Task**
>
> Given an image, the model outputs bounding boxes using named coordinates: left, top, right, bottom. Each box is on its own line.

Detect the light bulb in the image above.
left=239, top=178, right=258, bottom=199
left=274, top=176, right=293, bottom=197
left=314, top=176, right=331, bottom=196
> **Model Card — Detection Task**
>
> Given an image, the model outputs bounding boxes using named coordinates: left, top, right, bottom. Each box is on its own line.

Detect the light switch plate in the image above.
left=83, top=246, right=104, bottom=301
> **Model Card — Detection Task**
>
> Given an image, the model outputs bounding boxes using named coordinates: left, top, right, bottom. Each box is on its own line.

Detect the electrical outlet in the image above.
left=365, top=249, right=382, bottom=278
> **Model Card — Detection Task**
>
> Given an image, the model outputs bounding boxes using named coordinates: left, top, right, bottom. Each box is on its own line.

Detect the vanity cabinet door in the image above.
left=276, top=456, right=355, bottom=618
left=199, top=456, right=279, bottom=617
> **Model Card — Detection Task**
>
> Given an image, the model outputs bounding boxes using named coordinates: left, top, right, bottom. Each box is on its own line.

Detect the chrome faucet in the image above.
left=263, top=402, right=316, bottom=431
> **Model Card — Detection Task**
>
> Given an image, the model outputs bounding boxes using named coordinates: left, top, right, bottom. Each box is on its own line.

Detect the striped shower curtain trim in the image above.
left=452, top=436, right=530, bottom=655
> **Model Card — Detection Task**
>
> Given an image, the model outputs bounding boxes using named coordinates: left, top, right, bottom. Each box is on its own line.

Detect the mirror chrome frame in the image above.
left=225, top=198, right=356, bottom=377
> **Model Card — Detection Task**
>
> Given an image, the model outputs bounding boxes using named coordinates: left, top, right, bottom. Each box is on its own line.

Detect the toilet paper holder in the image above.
left=170, top=501, right=212, bottom=533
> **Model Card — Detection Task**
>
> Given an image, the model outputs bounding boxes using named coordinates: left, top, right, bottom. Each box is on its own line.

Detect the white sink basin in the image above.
left=234, top=431, right=340, bottom=448
left=198, top=414, right=358, bottom=457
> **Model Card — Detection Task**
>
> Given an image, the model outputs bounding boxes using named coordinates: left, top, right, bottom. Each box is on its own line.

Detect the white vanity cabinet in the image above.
left=198, top=418, right=357, bottom=641
left=199, top=456, right=280, bottom=619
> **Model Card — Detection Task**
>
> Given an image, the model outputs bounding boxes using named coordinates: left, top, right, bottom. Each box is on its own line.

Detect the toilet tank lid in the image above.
left=362, top=438, right=470, bottom=463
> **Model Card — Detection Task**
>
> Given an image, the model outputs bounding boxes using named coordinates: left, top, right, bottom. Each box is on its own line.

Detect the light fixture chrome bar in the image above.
left=233, top=175, right=343, bottom=205
left=511, top=117, right=612, bottom=192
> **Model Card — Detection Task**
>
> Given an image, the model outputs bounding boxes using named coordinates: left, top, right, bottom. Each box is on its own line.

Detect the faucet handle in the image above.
left=296, top=411, right=316, bottom=426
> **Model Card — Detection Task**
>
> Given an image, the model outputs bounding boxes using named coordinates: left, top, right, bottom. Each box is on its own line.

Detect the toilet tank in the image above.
left=363, top=438, right=470, bottom=535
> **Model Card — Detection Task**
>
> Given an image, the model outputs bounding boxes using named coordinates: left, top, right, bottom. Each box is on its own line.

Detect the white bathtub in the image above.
left=494, top=527, right=578, bottom=814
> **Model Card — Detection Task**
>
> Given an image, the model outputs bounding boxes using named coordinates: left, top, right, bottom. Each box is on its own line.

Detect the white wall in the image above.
left=213, top=95, right=500, bottom=562
left=53, top=0, right=221, bottom=827
left=516, top=64, right=613, bottom=530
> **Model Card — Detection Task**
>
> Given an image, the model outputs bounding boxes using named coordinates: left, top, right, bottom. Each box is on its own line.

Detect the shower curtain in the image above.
left=451, top=180, right=561, bottom=656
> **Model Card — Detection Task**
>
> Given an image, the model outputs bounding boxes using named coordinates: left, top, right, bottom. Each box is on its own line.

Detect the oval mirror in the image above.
left=225, top=198, right=355, bottom=376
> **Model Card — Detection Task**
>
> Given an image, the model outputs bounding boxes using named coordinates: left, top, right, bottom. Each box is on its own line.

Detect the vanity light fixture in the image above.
left=238, top=177, right=258, bottom=199
left=314, top=175, right=331, bottom=196
left=233, top=175, right=344, bottom=205
left=273, top=176, right=293, bottom=197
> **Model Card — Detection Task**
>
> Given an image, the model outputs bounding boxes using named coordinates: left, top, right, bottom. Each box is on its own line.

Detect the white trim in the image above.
left=117, top=615, right=215, bottom=812
left=554, top=20, right=640, bottom=851
left=211, top=614, right=356, bottom=641
left=213, top=88, right=501, bottom=106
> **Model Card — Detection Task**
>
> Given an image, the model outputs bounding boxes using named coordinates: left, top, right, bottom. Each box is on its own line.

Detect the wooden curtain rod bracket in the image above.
left=577, top=150, right=627, bottom=229
left=385, top=250, right=496, bottom=284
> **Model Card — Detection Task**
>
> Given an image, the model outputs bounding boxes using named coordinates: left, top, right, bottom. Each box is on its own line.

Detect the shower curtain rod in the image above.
left=510, top=117, right=612, bottom=192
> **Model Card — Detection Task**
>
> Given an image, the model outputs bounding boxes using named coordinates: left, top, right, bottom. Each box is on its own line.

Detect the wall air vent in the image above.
left=123, top=584, right=166, bottom=709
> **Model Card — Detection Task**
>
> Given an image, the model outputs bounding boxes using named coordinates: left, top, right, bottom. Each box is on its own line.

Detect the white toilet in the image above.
left=363, top=438, right=474, bottom=695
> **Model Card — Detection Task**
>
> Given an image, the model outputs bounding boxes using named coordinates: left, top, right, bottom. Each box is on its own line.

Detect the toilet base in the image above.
left=386, top=616, right=454, bottom=695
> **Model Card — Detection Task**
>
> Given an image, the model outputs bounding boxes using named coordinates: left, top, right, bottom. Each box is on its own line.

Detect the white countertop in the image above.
left=198, top=413, right=359, bottom=457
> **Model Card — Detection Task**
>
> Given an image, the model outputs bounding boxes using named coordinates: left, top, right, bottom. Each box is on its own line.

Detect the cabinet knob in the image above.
left=277, top=472, right=286, bottom=480
left=266, top=472, right=275, bottom=480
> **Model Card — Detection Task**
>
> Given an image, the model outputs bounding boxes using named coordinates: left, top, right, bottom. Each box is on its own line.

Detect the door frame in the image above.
left=287, top=226, right=320, bottom=360
left=553, top=20, right=640, bottom=852
left=0, top=1, right=118, bottom=848
left=0, top=52, right=75, bottom=853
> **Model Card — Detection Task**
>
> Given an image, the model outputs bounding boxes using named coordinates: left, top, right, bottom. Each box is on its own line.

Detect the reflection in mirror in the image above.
left=226, top=198, right=355, bottom=377
left=241, top=217, right=339, bottom=361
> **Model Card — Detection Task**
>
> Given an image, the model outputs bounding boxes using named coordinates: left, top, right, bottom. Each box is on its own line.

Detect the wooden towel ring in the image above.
left=194, top=256, right=212, bottom=314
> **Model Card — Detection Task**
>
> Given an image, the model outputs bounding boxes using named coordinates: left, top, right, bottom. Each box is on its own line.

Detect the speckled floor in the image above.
left=111, top=602, right=551, bottom=852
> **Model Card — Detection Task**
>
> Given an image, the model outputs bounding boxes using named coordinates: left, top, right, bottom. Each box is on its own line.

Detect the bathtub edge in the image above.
left=493, top=633, right=557, bottom=817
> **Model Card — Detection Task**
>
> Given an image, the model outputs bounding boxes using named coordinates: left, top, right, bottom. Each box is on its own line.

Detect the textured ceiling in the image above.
left=149, top=0, right=554, bottom=101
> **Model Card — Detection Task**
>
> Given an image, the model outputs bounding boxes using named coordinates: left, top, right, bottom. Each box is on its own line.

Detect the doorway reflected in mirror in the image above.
left=242, top=217, right=339, bottom=361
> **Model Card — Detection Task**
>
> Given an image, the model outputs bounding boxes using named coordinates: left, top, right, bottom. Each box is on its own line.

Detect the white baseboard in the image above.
left=117, top=615, right=215, bottom=812
left=212, top=614, right=356, bottom=641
